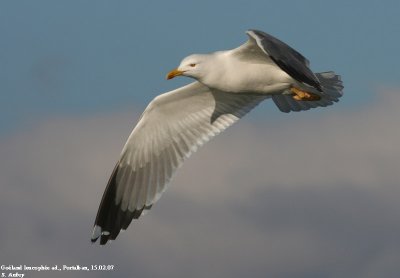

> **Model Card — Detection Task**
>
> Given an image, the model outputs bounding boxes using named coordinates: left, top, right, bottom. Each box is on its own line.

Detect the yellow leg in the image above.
left=291, top=87, right=321, bottom=101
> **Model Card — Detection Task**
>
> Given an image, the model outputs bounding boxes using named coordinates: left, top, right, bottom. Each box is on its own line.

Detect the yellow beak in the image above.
left=166, top=68, right=184, bottom=80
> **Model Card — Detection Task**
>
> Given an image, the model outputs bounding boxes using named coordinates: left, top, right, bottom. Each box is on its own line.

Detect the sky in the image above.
left=1, top=0, right=400, bottom=277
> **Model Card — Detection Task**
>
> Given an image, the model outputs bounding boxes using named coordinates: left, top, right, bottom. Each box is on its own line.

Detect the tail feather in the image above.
left=272, top=71, right=343, bottom=113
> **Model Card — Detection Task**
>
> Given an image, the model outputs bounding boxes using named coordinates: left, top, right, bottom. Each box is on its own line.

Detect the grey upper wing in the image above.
left=91, top=82, right=268, bottom=244
left=246, top=29, right=322, bottom=92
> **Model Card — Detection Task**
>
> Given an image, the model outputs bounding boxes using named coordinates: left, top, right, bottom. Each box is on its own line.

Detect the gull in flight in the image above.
left=91, top=29, right=343, bottom=245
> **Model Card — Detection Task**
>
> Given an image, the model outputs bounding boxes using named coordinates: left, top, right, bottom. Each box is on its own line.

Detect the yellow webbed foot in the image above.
left=291, top=87, right=321, bottom=101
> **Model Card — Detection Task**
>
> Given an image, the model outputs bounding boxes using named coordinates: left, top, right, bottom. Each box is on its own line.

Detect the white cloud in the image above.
left=1, top=90, right=400, bottom=277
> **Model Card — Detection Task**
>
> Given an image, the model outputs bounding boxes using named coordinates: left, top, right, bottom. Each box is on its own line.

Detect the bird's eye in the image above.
left=189, top=63, right=196, bottom=67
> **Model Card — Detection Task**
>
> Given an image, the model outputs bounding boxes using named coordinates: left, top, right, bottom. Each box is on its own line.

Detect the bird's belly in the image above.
left=216, top=62, right=292, bottom=94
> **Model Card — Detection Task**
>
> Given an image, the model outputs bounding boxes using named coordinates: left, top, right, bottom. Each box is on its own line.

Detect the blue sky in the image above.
left=2, top=1, right=400, bottom=278
left=1, top=0, right=400, bottom=133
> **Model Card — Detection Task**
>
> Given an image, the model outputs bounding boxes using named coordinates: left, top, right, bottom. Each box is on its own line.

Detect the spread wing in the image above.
left=91, top=82, right=268, bottom=244
left=246, top=29, right=322, bottom=92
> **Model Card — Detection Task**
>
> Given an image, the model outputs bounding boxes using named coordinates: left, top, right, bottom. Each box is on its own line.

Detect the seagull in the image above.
left=91, top=29, right=343, bottom=245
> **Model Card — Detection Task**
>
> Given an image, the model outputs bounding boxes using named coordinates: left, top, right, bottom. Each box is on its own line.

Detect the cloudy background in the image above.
left=1, top=1, right=400, bottom=277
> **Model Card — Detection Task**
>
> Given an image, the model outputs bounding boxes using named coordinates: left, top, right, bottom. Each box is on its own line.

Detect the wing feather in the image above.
left=91, top=81, right=268, bottom=244
left=246, top=29, right=322, bottom=92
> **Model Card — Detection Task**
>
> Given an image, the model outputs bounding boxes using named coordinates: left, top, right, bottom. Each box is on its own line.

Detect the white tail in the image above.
left=272, top=71, right=343, bottom=113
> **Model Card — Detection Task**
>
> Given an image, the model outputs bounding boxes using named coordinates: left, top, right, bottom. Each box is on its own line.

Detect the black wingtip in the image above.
left=91, top=163, right=154, bottom=245
left=100, top=233, right=110, bottom=245
left=90, top=225, right=114, bottom=245
left=90, top=225, right=102, bottom=244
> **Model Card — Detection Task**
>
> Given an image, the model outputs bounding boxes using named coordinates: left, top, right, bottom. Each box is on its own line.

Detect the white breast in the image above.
left=200, top=51, right=293, bottom=94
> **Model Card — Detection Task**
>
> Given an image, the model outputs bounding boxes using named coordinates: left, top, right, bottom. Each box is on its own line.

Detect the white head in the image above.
left=166, top=54, right=209, bottom=80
